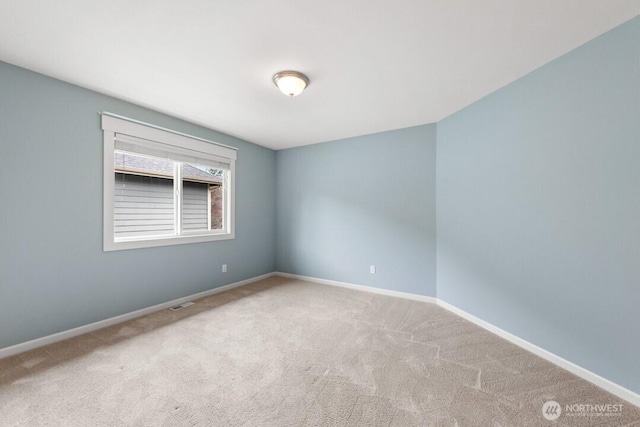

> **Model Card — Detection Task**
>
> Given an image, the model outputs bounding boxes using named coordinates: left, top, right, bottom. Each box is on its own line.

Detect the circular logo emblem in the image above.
left=542, top=400, right=562, bottom=421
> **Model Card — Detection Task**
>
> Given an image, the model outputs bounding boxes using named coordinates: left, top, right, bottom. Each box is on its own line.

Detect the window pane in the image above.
left=182, top=164, right=224, bottom=231
left=114, top=152, right=175, bottom=238
left=210, top=180, right=224, bottom=230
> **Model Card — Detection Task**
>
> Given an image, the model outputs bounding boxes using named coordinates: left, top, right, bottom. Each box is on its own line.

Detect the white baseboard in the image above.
left=274, top=272, right=437, bottom=303
left=275, top=271, right=639, bottom=408
left=0, top=272, right=274, bottom=360
left=436, top=299, right=640, bottom=408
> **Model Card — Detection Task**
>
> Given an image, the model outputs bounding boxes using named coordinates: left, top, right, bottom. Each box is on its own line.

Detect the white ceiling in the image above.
left=0, top=1, right=638, bottom=150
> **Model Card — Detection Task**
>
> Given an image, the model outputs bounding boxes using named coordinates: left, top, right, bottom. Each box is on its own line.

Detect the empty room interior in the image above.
left=1, top=1, right=639, bottom=426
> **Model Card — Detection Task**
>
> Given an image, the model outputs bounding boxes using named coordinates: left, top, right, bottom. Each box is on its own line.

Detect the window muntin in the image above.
left=102, top=113, right=236, bottom=251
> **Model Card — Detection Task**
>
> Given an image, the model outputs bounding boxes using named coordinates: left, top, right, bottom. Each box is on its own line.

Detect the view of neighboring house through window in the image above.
left=102, top=113, right=236, bottom=251
left=182, top=163, right=224, bottom=232
left=114, top=152, right=176, bottom=238
left=114, top=153, right=225, bottom=238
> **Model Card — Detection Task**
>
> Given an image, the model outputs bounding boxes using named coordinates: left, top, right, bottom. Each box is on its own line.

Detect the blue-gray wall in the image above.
left=0, top=61, right=277, bottom=349
left=437, top=17, right=640, bottom=393
left=276, top=125, right=437, bottom=296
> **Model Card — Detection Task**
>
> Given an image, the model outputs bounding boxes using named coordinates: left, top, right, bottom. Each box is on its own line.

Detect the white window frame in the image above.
left=102, top=113, right=237, bottom=251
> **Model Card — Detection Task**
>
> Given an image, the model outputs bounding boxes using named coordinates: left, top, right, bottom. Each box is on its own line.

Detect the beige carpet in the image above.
left=0, top=276, right=638, bottom=426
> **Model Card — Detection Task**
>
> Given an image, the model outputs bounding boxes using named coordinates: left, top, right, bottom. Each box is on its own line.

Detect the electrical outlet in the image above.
left=222, top=264, right=227, bottom=273
left=370, top=265, right=376, bottom=274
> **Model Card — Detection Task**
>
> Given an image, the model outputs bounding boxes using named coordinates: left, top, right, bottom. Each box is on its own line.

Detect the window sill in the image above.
left=104, top=232, right=234, bottom=252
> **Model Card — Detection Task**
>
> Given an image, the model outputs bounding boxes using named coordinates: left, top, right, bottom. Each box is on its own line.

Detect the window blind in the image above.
left=114, top=134, right=231, bottom=170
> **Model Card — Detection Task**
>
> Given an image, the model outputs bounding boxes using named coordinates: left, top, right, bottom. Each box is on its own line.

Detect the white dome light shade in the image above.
left=272, top=71, right=309, bottom=97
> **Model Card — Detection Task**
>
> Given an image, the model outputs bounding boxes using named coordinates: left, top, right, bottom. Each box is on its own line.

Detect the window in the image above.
left=102, top=113, right=236, bottom=251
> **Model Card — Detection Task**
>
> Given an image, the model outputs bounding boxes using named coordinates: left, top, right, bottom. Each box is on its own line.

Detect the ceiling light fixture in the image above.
left=272, top=70, right=309, bottom=97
